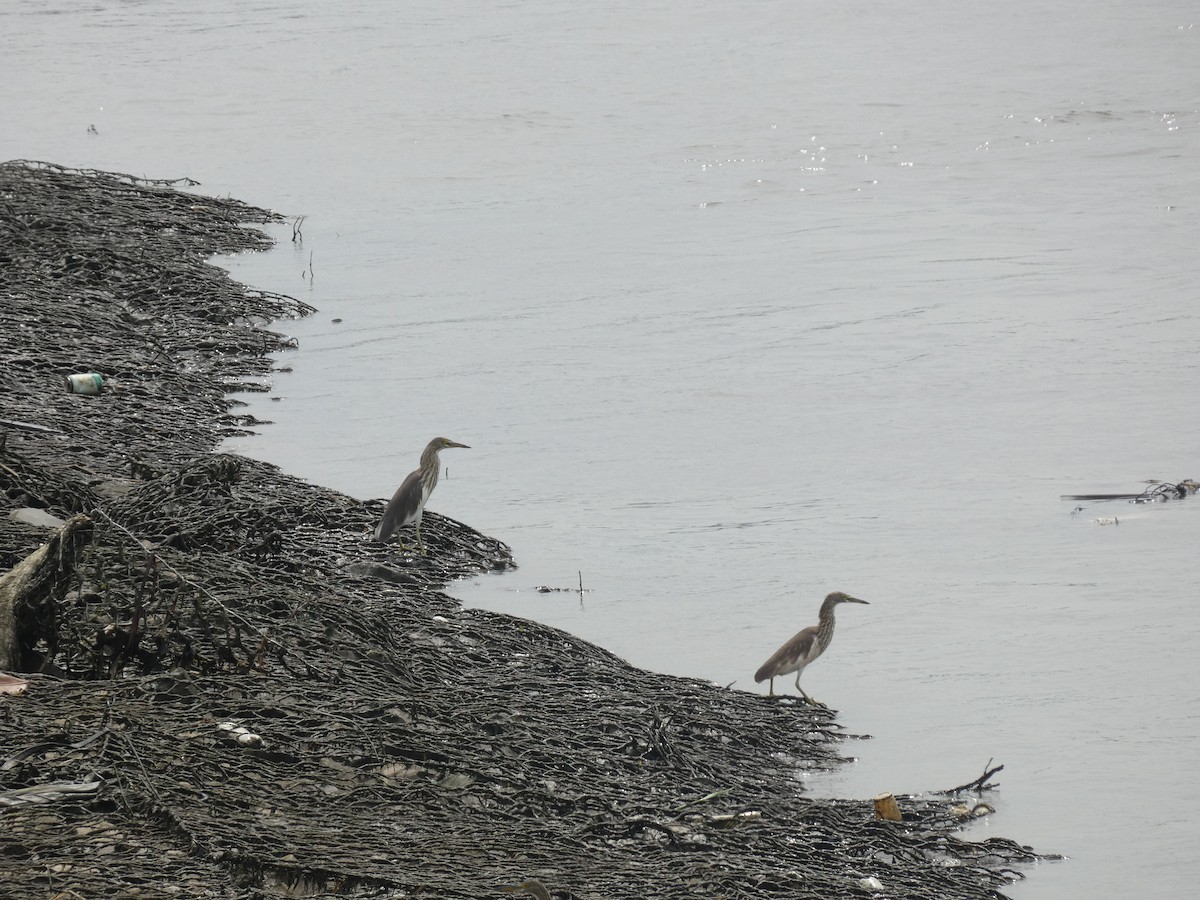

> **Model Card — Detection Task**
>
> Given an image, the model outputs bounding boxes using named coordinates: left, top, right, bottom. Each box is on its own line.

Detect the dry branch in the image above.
left=935, top=758, right=1005, bottom=795
left=0, top=514, right=93, bottom=670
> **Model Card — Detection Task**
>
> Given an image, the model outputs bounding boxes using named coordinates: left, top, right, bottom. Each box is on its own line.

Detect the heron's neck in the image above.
left=420, top=447, right=441, bottom=492
left=816, top=602, right=839, bottom=648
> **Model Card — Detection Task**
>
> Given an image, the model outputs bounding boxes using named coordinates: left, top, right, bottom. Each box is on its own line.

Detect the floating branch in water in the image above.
left=1061, top=478, right=1197, bottom=503
left=935, top=758, right=1004, bottom=794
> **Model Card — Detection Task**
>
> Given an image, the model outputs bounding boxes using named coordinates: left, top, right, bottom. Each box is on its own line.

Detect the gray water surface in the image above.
left=5, top=1, right=1199, bottom=897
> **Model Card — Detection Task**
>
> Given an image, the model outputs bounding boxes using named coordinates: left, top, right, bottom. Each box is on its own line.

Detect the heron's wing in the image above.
left=374, top=469, right=423, bottom=542
left=754, top=625, right=818, bottom=682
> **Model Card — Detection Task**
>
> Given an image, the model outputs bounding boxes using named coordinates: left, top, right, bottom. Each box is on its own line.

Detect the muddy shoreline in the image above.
left=0, top=161, right=1041, bottom=899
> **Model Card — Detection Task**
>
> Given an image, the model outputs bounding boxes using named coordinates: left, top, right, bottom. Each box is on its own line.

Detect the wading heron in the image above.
left=754, top=591, right=868, bottom=704
left=373, top=437, right=469, bottom=553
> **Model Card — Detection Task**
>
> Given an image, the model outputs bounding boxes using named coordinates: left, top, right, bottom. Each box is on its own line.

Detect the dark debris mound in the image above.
left=0, top=159, right=312, bottom=478
left=0, top=161, right=1044, bottom=899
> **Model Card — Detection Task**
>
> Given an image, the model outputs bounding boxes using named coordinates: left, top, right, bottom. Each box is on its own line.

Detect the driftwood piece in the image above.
left=935, top=758, right=1005, bottom=795
left=873, top=792, right=903, bottom=821
left=0, top=514, right=93, bottom=670
left=0, top=779, right=102, bottom=808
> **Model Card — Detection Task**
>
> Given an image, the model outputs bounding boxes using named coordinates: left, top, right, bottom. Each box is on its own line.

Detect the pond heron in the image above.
left=754, top=591, right=868, bottom=704
left=373, top=437, right=469, bottom=554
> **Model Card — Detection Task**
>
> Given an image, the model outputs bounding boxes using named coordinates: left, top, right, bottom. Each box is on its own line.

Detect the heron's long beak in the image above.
left=447, top=441, right=470, bottom=449
left=846, top=596, right=869, bottom=604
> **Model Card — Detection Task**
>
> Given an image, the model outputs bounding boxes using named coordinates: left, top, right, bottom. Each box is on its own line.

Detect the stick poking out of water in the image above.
left=935, top=758, right=1004, bottom=795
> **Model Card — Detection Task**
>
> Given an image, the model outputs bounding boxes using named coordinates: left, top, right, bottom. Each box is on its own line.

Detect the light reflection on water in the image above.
left=5, top=0, right=1199, bottom=896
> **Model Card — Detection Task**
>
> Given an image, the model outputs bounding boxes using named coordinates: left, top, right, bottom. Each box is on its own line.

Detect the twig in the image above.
left=672, top=787, right=732, bottom=816
left=0, top=418, right=62, bottom=435
left=89, top=508, right=267, bottom=641
left=935, top=758, right=1004, bottom=795
left=111, top=727, right=163, bottom=807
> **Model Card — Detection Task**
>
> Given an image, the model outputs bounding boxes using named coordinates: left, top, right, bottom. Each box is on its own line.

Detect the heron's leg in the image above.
left=768, top=678, right=775, bottom=697
left=795, top=673, right=819, bottom=705
left=415, top=521, right=427, bottom=555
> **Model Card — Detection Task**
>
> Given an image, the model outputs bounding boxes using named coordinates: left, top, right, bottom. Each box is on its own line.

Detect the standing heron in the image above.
left=754, top=591, right=869, bottom=704
left=373, top=437, right=469, bottom=554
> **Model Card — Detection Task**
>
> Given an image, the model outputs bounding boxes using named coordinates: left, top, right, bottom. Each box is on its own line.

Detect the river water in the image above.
left=5, top=1, right=1199, bottom=897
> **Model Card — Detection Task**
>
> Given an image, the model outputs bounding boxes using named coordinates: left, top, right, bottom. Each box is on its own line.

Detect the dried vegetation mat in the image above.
left=0, top=161, right=1044, bottom=898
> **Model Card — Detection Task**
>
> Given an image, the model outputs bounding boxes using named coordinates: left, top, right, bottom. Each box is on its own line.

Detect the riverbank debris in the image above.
left=63, top=373, right=104, bottom=395
left=936, top=758, right=1005, bottom=794
left=873, top=792, right=903, bottom=821
left=0, top=514, right=93, bottom=671
left=0, top=160, right=1046, bottom=899
left=1061, top=478, right=1198, bottom=503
